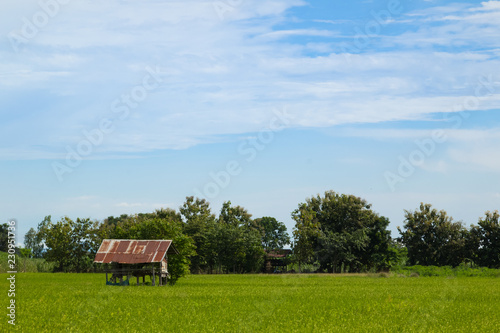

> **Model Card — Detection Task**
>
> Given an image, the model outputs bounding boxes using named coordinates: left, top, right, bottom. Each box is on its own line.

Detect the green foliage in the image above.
left=392, top=265, right=500, bottom=278
left=292, top=191, right=392, bottom=272
left=34, top=198, right=281, bottom=281
left=21, top=195, right=500, bottom=282
left=24, top=227, right=44, bottom=258
left=3, top=273, right=500, bottom=332
left=291, top=203, right=319, bottom=272
left=398, top=203, right=469, bottom=267
left=18, top=247, right=32, bottom=258
left=208, top=201, right=265, bottom=273
left=37, top=216, right=101, bottom=272
left=142, top=216, right=195, bottom=285
left=179, top=196, right=217, bottom=273
left=399, top=206, right=500, bottom=269
left=14, top=196, right=500, bottom=284
left=473, top=211, right=500, bottom=268
left=317, top=228, right=369, bottom=272
left=0, top=251, right=55, bottom=273
left=178, top=198, right=268, bottom=274
left=0, top=223, right=8, bottom=252
left=386, top=241, right=408, bottom=269
left=254, top=216, right=290, bottom=251
left=219, top=201, right=254, bottom=228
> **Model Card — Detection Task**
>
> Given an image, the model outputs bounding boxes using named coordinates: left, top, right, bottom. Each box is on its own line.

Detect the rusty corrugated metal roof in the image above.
left=266, top=249, right=292, bottom=258
left=94, top=239, right=179, bottom=264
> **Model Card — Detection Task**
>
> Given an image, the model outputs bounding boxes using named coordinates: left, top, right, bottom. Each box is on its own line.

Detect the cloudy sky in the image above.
left=1, top=0, right=500, bottom=242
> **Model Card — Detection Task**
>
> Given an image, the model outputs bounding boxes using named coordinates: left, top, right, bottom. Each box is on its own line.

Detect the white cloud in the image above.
left=1, top=0, right=500, bottom=160
left=257, top=29, right=338, bottom=41
left=470, top=1, right=500, bottom=12
left=331, top=125, right=500, bottom=173
left=333, top=128, right=500, bottom=141
left=390, top=1, right=500, bottom=48
left=419, top=160, right=448, bottom=174
left=448, top=144, right=500, bottom=170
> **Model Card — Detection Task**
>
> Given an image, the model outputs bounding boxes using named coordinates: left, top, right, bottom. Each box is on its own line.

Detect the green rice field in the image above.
left=1, top=273, right=499, bottom=332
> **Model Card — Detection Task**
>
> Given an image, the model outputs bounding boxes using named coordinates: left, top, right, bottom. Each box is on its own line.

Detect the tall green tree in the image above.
left=473, top=211, right=500, bottom=268
left=37, top=216, right=100, bottom=272
left=219, top=201, right=254, bottom=228
left=361, top=215, right=393, bottom=270
left=179, top=196, right=217, bottom=273
left=317, top=229, right=369, bottom=273
left=254, top=216, right=290, bottom=251
left=398, top=203, right=468, bottom=266
left=292, top=191, right=392, bottom=272
left=24, top=227, right=44, bottom=258
left=292, top=204, right=320, bottom=272
left=209, top=201, right=265, bottom=273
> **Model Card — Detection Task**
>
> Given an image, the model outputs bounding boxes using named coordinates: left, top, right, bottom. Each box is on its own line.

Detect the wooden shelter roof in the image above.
left=266, top=249, right=292, bottom=258
left=94, top=239, right=178, bottom=264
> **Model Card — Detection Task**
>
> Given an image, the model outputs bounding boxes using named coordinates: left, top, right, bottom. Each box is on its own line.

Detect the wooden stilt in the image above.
left=152, top=266, right=156, bottom=286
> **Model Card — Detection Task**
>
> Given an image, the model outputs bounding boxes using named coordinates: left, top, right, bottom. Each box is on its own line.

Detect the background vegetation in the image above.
left=3, top=190, right=499, bottom=281
left=0, top=252, right=55, bottom=273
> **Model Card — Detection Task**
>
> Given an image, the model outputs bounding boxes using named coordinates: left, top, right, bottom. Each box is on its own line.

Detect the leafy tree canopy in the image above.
left=254, top=216, right=290, bottom=251
left=37, top=216, right=100, bottom=272
left=293, top=191, right=392, bottom=273
left=398, top=203, right=468, bottom=267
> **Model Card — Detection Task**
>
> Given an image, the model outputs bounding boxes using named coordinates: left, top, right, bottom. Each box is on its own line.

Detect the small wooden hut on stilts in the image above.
left=264, top=249, right=292, bottom=273
left=94, top=239, right=178, bottom=286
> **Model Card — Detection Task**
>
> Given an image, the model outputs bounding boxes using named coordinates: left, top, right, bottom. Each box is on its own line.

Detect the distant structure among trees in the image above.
left=264, top=249, right=292, bottom=273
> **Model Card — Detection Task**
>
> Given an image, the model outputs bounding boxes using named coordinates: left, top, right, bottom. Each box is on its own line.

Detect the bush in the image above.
left=0, top=252, right=55, bottom=273
left=391, top=265, right=500, bottom=278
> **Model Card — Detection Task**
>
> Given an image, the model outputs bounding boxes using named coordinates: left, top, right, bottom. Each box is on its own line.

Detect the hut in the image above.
left=264, top=249, right=292, bottom=273
left=94, top=239, right=178, bottom=286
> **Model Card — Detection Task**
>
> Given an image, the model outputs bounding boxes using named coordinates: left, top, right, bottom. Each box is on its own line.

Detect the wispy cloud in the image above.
left=1, top=0, right=500, bottom=161
left=332, top=128, right=500, bottom=142
left=448, top=145, right=500, bottom=170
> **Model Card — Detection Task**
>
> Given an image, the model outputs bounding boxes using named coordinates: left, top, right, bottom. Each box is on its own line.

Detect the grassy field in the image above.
left=1, top=273, right=499, bottom=332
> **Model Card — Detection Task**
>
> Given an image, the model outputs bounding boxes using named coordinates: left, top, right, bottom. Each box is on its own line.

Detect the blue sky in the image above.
left=1, top=0, right=500, bottom=243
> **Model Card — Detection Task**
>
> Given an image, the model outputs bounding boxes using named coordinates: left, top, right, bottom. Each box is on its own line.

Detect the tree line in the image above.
left=20, top=198, right=290, bottom=281
left=293, top=192, right=500, bottom=272
left=398, top=203, right=500, bottom=268
left=11, top=191, right=500, bottom=280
